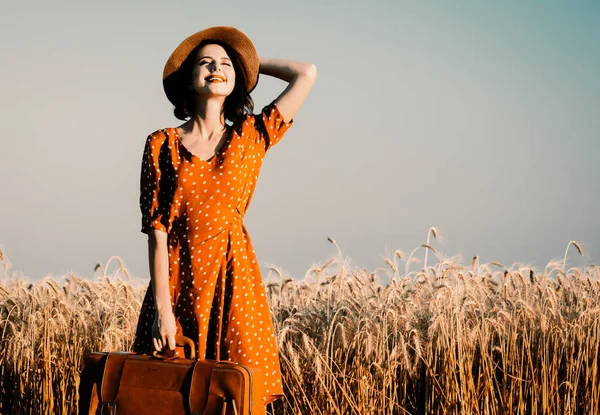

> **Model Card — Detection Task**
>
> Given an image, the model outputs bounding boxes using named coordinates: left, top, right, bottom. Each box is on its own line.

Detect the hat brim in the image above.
left=162, top=26, right=259, bottom=107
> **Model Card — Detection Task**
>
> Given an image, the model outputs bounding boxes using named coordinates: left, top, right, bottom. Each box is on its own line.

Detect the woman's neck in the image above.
left=187, top=97, right=227, bottom=141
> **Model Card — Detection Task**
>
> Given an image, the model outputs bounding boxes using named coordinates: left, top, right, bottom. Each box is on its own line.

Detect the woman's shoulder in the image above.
left=232, top=112, right=257, bottom=131
left=231, top=102, right=275, bottom=134
left=145, top=128, right=176, bottom=146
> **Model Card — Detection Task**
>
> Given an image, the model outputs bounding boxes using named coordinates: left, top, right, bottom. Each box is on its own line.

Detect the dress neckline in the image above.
left=171, top=127, right=234, bottom=163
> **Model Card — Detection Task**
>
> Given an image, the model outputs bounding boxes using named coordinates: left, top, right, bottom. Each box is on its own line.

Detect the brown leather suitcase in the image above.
left=78, top=336, right=265, bottom=415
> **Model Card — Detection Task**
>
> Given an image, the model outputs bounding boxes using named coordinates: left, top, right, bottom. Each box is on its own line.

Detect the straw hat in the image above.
left=162, top=26, right=259, bottom=107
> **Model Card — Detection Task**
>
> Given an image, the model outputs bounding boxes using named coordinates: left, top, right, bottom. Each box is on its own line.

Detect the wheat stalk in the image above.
left=423, top=227, right=438, bottom=271
left=562, top=240, right=584, bottom=272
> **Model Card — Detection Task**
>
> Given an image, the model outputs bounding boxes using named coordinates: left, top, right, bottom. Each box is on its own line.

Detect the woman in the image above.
left=132, top=26, right=316, bottom=409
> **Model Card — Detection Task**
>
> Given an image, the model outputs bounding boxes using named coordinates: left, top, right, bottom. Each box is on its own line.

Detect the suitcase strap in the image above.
left=189, top=361, right=215, bottom=413
left=98, top=352, right=129, bottom=413
left=189, top=361, right=239, bottom=415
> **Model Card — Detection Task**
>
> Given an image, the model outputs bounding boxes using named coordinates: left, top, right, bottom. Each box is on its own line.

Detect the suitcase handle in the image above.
left=151, top=335, right=196, bottom=360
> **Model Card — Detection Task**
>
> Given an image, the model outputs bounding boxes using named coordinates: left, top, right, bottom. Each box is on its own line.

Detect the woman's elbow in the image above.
left=303, top=63, right=317, bottom=80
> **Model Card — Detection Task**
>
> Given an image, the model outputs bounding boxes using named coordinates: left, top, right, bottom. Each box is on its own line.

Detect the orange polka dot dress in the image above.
left=132, top=100, right=292, bottom=405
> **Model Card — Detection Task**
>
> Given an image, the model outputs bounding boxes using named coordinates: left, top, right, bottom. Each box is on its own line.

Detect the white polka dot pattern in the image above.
left=133, top=100, right=293, bottom=406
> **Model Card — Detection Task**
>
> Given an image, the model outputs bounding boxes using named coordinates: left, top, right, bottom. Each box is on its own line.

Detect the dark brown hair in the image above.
left=172, top=40, right=254, bottom=124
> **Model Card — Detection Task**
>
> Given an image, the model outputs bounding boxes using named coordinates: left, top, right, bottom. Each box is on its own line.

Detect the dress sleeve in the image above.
left=255, top=99, right=294, bottom=151
left=139, top=135, right=170, bottom=234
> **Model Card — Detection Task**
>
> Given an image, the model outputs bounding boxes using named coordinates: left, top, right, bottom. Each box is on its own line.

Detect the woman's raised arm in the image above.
left=258, top=57, right=317, bottom=123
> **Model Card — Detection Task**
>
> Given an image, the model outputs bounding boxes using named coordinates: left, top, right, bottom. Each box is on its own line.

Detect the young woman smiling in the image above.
left=132, top=26, right=316, bottom=411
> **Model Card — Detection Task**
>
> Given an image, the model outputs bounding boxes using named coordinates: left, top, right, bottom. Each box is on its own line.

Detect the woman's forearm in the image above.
left=147, top=230, right=171, bottom=313
left=259, top=57, right=316, bottom=83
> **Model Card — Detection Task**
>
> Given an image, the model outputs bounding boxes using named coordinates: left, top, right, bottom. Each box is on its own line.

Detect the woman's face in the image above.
left=191, top=43, right=236, bottom=99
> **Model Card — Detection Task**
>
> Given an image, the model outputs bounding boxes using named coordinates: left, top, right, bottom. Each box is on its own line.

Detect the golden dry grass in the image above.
left=1, top=244, right=599, bottom=414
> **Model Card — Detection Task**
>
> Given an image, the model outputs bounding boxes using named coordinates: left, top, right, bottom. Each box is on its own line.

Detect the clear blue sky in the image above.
left=1, top=0, right=598, bottom=281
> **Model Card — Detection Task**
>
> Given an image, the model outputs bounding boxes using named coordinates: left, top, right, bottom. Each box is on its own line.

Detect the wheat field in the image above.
left=1, top=238, right=599, bottom=414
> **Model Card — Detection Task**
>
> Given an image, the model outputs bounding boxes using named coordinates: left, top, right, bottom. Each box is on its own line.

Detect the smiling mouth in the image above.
left=206, top=75, right=226, bottom=83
